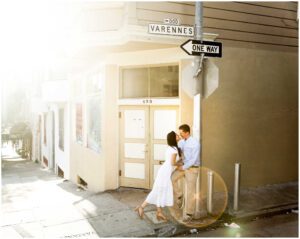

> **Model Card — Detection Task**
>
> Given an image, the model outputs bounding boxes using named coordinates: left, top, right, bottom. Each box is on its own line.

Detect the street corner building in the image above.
left=30, top=1, right=298, bottom=196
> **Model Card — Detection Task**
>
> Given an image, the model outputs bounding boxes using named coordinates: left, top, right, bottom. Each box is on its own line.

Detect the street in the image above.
left=179, top=213, right=298, bottom=237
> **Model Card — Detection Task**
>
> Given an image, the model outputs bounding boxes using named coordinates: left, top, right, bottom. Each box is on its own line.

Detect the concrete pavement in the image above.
left=1, top=151, right=154, bottom=237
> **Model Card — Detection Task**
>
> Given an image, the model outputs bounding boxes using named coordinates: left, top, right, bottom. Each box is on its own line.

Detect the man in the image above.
left=172, top=124, right=200, bottom=222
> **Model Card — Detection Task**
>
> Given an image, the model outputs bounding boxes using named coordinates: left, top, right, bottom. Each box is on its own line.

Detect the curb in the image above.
left=168, top=203, right=298, bottom=237
left=232, top=203, right=298, bottom=222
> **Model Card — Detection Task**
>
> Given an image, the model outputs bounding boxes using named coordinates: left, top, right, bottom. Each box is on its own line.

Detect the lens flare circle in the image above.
left=169, top=166, right=228, bottom=228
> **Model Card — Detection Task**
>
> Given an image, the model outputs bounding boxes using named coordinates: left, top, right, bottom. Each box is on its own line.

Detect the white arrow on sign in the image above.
left=182, top=40, right=193, bottom=54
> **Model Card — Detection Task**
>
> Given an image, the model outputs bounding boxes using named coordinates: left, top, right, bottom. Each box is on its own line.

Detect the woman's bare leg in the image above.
left=141, top=200, right=148, bottom=208
left=156, top=207, right=167, bottom=221
left=135, top=201, right=147, bottom=219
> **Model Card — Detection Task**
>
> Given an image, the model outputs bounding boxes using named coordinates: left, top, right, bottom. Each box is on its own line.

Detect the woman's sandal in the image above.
left=156, top=212, right=168, bottom=222
left=134, top=206, right=144, bottom=219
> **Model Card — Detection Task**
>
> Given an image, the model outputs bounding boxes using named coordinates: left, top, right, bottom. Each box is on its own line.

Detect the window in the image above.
left=86, top=72, right=103, bottom=94
left=85, top=71, right=103, bottom=153
left=150, top=65, right=179, bottom=97
left=76, top=103, right=83, bottom=143
left=59, top=108, right=64, bottom=151
left=120, top=65, right=179, bottom=98
left=87, top=95, right=101, bottom=152
left=121, top=68, right=148, bottom=98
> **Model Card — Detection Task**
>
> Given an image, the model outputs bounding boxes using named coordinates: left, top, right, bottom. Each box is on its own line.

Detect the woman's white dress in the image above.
left=145, top=146, right=178, bottom=207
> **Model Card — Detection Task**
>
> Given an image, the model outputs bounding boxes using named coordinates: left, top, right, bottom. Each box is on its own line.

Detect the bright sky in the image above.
left=0, top=0, right=82, bottom=74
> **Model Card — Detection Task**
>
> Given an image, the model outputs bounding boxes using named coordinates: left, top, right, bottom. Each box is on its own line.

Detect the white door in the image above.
left=150, top=106, right=179, bottom=187
left=119, top=106, right=150, bottom=189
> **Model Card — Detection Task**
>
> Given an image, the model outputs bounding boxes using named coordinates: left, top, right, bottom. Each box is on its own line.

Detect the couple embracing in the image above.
left=135, top=124, right=200, bottom=222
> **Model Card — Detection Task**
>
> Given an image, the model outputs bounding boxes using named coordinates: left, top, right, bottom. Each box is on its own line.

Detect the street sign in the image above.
left=202, top=59, right=219, bottom=98
left=148, top=23, right=194, bottom=37
left=180, top=39, right=222, bottom=57
left=181, top=58, right=219, bottom=99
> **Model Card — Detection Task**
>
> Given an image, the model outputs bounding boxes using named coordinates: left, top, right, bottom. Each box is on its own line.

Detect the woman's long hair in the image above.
left=167, top=131, right=181, bottom=157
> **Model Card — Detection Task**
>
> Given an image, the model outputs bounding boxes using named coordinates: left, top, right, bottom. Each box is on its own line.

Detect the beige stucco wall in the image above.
left=179, top=59, right=194, bottom=129
left=70, top=142, right=105, bottom=192
left=201, top=46, right=298, bottom=191
left=180, top=90, right=194, bottom=130
left=103, top=65, right=119, bottom=190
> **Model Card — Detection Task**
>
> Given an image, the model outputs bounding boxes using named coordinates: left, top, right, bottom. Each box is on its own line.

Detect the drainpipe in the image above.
left=194, top=1, right=205, bottom=219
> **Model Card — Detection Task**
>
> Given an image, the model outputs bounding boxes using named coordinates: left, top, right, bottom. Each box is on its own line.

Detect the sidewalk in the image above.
left=1, top=144, right=298, bottom=237
left=228, top=181, right=298, bottom=220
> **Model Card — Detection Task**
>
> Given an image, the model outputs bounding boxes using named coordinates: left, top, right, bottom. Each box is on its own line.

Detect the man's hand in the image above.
left=175, top=161, right=183, bottom=166
left=177, top=165, right=184, bottom=171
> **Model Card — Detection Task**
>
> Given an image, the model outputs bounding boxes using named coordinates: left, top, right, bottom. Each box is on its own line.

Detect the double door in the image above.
left=119, top=105, right=179, bottom=189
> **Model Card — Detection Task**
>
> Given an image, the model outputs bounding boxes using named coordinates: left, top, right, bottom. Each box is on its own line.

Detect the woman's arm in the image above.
left=171, top=153, right=177, bottom=166
left=176, top=159, right=184, bottom=166
left=171, top=153, right=184, bottom=166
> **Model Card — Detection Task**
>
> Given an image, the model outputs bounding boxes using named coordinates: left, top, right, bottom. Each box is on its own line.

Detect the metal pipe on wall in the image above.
left=207, top=170, right=214, bottom=214
left=183, top=179, right=188, bottom=218
left=234, top=163, right=241, bottom=211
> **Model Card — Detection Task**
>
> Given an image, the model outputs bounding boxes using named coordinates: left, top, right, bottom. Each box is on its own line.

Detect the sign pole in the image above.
left=194, top=1, right=204, bottom=220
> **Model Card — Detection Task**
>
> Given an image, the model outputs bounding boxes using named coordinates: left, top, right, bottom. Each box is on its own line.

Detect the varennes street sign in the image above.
left=148, top=18, right=194, bottom=37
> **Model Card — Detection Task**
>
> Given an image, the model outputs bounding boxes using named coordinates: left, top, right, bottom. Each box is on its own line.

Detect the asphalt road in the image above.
left=178, top=212, right=298, bottom=237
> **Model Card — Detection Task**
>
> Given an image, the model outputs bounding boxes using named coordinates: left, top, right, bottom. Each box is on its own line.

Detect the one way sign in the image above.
left=180, top=39, right=222, bottom=57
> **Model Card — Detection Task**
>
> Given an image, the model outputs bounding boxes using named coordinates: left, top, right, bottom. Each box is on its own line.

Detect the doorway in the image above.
left=119, top=105, right=179, bottom=189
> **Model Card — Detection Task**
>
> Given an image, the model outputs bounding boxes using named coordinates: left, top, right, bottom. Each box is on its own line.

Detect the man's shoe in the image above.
left=182, top=214, right=193, bottom=223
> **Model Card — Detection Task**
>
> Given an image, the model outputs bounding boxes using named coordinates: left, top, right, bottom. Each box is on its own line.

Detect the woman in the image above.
left=134, top=131, right=182, bottom=221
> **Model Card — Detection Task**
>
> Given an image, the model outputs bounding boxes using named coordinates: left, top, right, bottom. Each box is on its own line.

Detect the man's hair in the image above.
left=179, top=124, right=190, bottom=133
